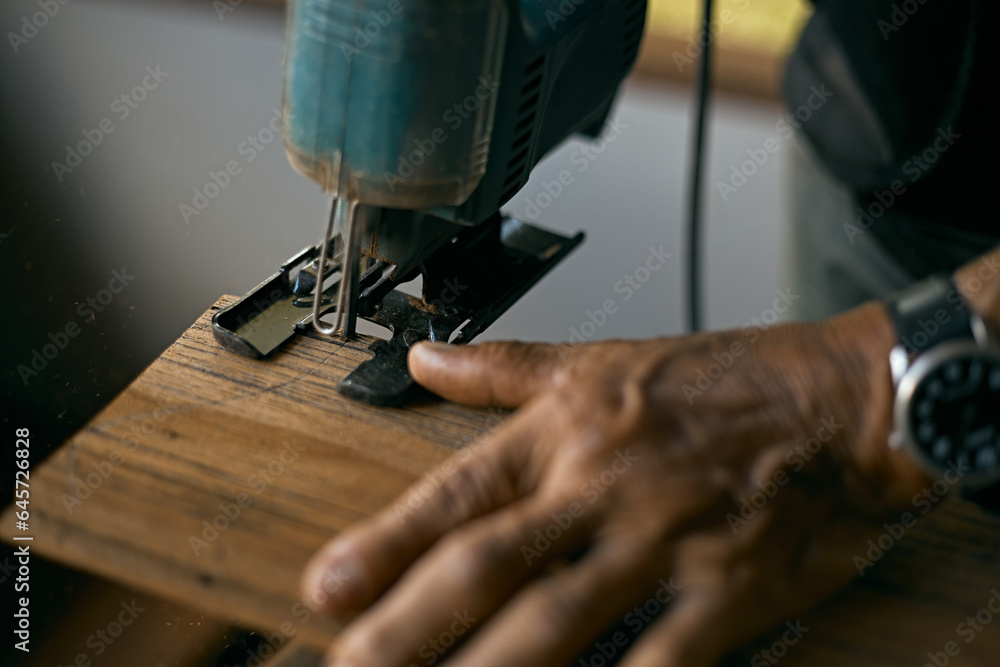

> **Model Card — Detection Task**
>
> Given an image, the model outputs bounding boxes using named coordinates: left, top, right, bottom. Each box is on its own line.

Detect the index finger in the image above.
left=301, top=408, right=540, bottom=615
left=408, top=341, right=566, bottom=408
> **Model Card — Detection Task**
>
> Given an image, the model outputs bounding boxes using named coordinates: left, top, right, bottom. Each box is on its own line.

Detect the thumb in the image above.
left=408, top=340, right=566, bottom=407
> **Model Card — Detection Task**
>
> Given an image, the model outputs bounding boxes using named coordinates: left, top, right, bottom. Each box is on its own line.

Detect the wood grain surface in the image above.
left=4, top=296, right=1000, bottom=666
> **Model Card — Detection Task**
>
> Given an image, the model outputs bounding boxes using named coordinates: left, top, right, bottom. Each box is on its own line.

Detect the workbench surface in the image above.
left=5, top=296, right=1000, bottom=665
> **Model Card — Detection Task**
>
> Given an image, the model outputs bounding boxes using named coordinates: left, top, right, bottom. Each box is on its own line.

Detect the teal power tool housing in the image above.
left=212, top=0, right=648, bottom=405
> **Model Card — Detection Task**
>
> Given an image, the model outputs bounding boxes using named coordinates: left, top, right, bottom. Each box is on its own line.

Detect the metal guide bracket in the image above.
left=212, top=215, right=583, bottom=406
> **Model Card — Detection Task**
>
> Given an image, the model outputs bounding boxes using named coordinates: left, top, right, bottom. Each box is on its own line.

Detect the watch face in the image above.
left=907, top=347, right=1000, bottom=479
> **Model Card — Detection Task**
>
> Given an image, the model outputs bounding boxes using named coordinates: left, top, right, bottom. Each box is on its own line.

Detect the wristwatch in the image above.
left=885, top=274, right=1000, bottom=513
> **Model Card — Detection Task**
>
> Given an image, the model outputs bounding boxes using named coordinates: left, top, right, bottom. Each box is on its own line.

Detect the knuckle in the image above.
left=435, top=529, right=508, bottom=584
left=552, top=354, right=590, bottom=386
left=427, top=462, right=491, bottom=524
left=337, top=625, right=389, bottom=667
left=519, top=582, right=586, bottom=636
left=546, top=381, right=641, bottom=445
left=549, top=383, right=613, bottom=421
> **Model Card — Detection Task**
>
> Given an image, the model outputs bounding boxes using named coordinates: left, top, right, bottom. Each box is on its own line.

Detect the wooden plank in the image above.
left=725, top=499, right=1000, bottom=666
left=2, top=296, right=498, bottom=650
left=4, top=296, right=1000, bottom=664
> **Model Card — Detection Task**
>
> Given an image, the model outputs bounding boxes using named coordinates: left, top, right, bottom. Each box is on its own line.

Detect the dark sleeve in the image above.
left=783, top=0, right=1000, bottom=275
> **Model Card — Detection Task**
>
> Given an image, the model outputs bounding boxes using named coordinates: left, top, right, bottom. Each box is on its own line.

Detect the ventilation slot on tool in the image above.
left=498, top=55, right=546, bottom=207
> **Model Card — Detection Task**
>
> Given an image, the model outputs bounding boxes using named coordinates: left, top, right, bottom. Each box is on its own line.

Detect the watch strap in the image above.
left=885, top=274, right=973, bottom=354
left=887, top=274, right=1000, bottom=514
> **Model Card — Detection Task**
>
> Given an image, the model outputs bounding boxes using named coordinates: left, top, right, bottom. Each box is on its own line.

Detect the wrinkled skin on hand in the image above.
left=302, top=302, right=931, bottom=667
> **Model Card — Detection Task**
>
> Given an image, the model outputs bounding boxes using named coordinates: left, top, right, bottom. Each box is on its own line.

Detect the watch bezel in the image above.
left=891, top=338, right=1000, bottom=487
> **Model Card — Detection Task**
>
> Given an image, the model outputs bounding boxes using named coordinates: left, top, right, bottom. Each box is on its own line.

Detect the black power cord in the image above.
left=686, top=0, right=714, bottom=333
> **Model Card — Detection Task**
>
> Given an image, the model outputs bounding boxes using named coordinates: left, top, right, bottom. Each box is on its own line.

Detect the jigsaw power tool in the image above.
left=213, top=0, right=647, bottom=405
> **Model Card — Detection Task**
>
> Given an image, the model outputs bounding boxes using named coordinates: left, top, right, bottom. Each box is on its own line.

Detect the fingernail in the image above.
left=415, top=340, right=455, bottom=354
left=410, top=341, right=457, bottom=363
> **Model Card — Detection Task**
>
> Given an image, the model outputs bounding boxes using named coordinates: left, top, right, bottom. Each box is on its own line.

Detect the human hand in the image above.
left=302, top=302, right=931, bottom=667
